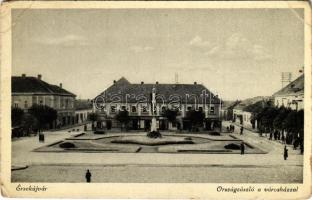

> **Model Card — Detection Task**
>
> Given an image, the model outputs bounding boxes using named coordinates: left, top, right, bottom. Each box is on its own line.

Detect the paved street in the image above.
left=11, top=122, right=303, bottom=183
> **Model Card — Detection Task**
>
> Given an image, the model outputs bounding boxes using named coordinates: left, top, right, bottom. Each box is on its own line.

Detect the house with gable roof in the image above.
left=12, top=74, right=76, bottom=128
left=273, top=74, right=304, bottom=111
left=93, top=77, right=222, bottom=131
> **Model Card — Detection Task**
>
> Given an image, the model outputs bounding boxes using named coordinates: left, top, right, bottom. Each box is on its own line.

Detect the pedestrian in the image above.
left=226, top=126, right=230, bottom=132
left=269, top=132, right=272, bottom=140
left=85, top=169, right=92, bottom=183
left=283, top=146, right=288, bottom=160
left=240, top=142, right=245, bottom=155
left=240, top=127, right=244, bottom=135
left=232, top=125, right=235, bottom=132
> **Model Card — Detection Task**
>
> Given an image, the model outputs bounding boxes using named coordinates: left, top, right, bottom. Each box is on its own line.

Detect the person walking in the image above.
left=240, top=126, right=244, bottom=135
left=283, top=146, right=288, bottom=160
left=85, top=169, right=92, bottom=183
left=240, top=142, right=245, bottom=155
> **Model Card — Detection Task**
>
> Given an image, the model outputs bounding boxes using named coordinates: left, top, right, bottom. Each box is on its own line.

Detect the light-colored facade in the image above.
left=273, top=74, right=304, bottom=111
left=74, top=99, right=93, bottom=124
left=233, top=109, right=255, bottom=129
left=94, top=77, right=222, bottom=131
left=12, top=74, right=76, bottom=128
left=232, top=96, right=269, bottom=129
left=274, top=95, right=303, bottom=111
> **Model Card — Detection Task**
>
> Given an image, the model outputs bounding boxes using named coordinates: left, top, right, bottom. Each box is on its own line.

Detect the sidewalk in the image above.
left=223, top=121, right=300, bottom=155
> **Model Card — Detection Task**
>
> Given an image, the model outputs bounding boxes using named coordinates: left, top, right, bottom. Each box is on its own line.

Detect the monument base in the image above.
left=147, top=130, right=162, bottom=138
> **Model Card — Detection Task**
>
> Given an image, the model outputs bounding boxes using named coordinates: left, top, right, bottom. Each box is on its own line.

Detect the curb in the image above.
left=12, top=165, right=28, bottom=171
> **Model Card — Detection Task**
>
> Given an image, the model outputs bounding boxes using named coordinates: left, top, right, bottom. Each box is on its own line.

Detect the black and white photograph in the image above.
left=1, top=1, right=311, bottom=199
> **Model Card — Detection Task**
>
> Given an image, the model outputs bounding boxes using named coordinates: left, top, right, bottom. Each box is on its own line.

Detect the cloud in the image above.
left=189, top=35, right=210, bottom=48
left=130, top=45, right=154, bottom=53
left=205, top=33, right=272, bottom=61
left=34, top=34, right=90, bottom=47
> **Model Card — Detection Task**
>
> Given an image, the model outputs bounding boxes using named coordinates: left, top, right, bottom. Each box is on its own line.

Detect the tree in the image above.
left=273, top=106, right=290, bottom=131
left=244, top=100, right=270, bottom=130
left=21, top=114, right=38, bottom=136
left=297, top=109, right=304, bottom=152
left=115, top=110, right=130, bottom=131
left=185, top=109, right=205, bottom=131
left=88, top=112, right=98, bottom=130
left=297, top=109, right=304, bottom=138
left=262, top=107, right=279, bottom=132
left=162, top=108, right=178, bottom=123
left=11, top=107, right=24, bottom=127
left=28, top=104, right=57, bottom=132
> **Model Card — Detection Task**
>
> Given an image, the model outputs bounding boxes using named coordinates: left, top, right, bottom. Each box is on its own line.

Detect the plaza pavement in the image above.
left=11, top=122, right=303, bottom=183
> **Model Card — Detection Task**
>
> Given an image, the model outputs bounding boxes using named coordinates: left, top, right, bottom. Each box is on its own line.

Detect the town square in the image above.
left=8, top=7, right=306, bottom=184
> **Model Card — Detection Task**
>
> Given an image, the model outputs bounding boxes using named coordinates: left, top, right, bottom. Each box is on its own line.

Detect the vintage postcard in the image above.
left=0, top=1, right=311, bottom=199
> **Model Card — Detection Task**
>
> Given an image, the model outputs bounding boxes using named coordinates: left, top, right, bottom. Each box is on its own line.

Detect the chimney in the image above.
left=156, top=81, right=159, bottom=84
left=37, top=74, right=42, bottom=80
left=59, top=83, right=62, bottom=88
left=194, top=82, right=197, bottom=85
left=22, top=74, right=26, bottom=77
left=141, top=81, right=144, bottom=84
left=113, top=80, right=116, bottom=84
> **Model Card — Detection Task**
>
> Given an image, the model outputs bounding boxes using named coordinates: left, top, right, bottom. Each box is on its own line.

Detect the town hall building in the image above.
left=93, top=77, right=222, bottom=131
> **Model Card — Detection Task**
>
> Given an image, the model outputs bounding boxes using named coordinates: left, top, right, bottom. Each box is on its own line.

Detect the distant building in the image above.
left=93, top=77, right=222, bottom=131
left=233, top=96, right=270, bottom=129
left=74, top=99, right=93, bottom=124
left=273, top=74, right=304, bottom=111
left=12, top=74, right=76, bottom=128
left=220, top=100, right=241, bottom=121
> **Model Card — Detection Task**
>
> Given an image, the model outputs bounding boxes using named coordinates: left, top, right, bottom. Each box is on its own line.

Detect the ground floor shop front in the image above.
left=95, top=116, right=222, bottom=132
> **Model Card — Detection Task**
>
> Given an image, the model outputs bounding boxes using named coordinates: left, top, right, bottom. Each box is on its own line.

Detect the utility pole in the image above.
left=281, top=72, right=292, bottom=88
left=174, top=73, right=179, bottom=84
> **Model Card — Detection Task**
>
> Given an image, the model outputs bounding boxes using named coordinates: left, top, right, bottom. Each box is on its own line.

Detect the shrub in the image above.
left=59, top=142, right=76, bottom=148
left=224, top=143, right=240, bottom=150
left=94, top=130, right=105, bottom=134
left=209, top=132, right=221, bottom=136
left=147, top=131, right=162, bottom=138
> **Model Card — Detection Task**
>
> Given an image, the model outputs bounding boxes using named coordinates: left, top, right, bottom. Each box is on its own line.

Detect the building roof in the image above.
left=12, top=76, right=76, bottom=97
left=94, top=77, right=221, bottom=104
left=233, top=96, right=270, bottom=111
left=222, top=100, right=241, bottom=110
left=75, top=99, right=93, bottom=110
left=273, top=74, right=304, bottom=97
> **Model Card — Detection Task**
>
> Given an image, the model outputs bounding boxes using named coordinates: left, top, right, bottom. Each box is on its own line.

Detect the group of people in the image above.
left=269, top=130, right=285, bottom=142
left=226, top=125, right=244, bottom=135
left=226, top=125, right=235, bottom=132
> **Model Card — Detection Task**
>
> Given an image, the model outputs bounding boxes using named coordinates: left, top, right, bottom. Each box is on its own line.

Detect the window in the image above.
left=210, top=106, right=215, bottom=114
left=187, top=106, right=192, bottom=111
left=161, top=106, right=166, bottom=113
left=39, top=100, right=43, bottom=105
left=66, top=99, right=69, bottom=108
left=131, top=106, right=137, bottom=113
left=14, top=103, right=19, bottom=108
left=24, top=101, right=28, bottom=108
left=121, top=106, right=126, bottom=111
left=142, top=105, right=148, bottom=113
left=198, top=106, right=203, bottom=112
left=111, top=106, right=116, bottom=113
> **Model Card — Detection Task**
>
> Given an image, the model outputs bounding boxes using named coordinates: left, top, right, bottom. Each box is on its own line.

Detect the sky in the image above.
left=12, top=8, right=304, bottom=100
